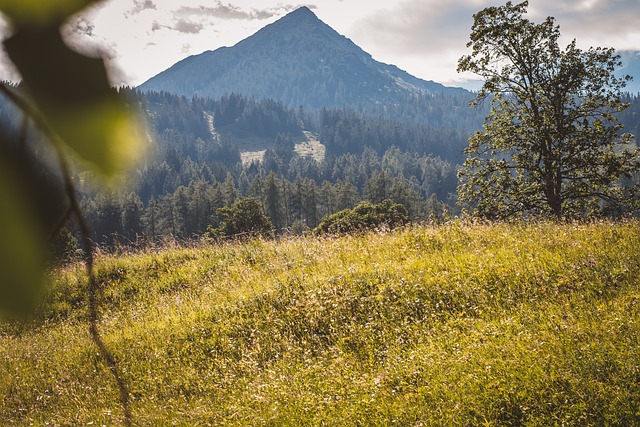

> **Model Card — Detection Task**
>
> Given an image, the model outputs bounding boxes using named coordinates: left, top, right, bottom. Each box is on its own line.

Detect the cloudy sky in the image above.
left=1, top=0, right=639, bottom=88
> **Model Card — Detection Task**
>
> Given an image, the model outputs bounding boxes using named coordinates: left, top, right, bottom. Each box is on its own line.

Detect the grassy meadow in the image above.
left=2, top=221, right=640, bottom=426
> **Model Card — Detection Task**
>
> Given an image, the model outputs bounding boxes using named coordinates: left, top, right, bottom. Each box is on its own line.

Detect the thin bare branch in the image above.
left=0, top=81, right=132, bottom=427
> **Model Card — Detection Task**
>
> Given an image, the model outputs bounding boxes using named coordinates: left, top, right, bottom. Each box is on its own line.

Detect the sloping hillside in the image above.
left=2, top=222, right=640, bottom=425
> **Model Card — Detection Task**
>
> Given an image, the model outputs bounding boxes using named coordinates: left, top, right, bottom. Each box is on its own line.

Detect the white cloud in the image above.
left=0, top=0, right=637, bottom=87
left=173, top=18, right=204, bottom=34
left=173, top=3, right=288, bottom=21
left=127, top=0, right=157, bottom=16
left=348, top=0, right=640, bottom=85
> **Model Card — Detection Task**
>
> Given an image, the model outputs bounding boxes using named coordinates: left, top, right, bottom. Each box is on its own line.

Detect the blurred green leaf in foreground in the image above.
left=0, top=0, right=146, bottom=315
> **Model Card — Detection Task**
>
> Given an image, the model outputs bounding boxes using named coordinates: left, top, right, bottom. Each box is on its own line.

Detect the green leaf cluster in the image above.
left=0, top=0, right=145, bottom=315
left=457, top=1, right=640, bottom=219
left=314, top=199, right=408, bottom=234
left=0, top=0, right=100, bottom=28
left=208, top=197, right=274, bottom=239
left=0, top=148, right=46, bottom=314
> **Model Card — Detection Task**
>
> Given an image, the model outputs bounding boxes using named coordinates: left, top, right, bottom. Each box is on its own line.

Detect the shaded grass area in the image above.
left=2, top=221, right=640, bottom=426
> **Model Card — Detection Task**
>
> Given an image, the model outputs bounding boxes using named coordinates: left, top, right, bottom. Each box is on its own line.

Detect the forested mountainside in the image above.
left=84, top=89, right=640, bottom=245
left=0, top=85, right=637, bottom=248
left=140, top=90, right=478, bottom=164
left=76, top=89, right=469, bottom=246
left=1, top=85, right=638, bottom=248
left=0, top=85, right=470, bottom=245
left=0, top=83, right=637, bottom=248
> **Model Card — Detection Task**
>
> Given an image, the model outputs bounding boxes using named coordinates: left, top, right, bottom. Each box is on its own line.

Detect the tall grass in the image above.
left=2, top=221, right=640, bottom=426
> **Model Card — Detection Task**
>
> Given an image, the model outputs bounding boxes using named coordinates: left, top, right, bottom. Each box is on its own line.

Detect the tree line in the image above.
left=48, top=88, right=466, bottom=249
left=2, top=65, right=638, bottom=253
left=80, top=147, right=453, bottom=248
left=2, top=83, right=635, bottom=252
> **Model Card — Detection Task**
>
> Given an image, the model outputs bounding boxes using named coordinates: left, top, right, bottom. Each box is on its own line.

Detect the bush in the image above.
left=314, top=199, right=408, bottom=234
left=208, top=197, right=273, bottom=239
left=50, top=227, right=78, bottom=265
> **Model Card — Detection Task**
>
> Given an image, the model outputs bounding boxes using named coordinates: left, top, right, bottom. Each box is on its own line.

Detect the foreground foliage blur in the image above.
left=2, top=221, right=639, bottom=426
left=0, top=0, right=144, bottom=316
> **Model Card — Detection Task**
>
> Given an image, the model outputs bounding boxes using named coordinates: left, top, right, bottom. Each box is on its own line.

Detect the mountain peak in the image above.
left=287, top=6, right=316, bottom=16
left=139, top=5, right=454, bottom=108
left=232, top=5, right=353, bottom=60
left=254, top=5, right=327, bottom=37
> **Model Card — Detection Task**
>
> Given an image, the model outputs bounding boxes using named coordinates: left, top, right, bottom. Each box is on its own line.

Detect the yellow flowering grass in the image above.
left=2, top=221, right=639, bottom=426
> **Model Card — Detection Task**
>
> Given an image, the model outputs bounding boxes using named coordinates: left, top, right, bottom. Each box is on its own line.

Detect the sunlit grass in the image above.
left=2, top=221, right=640, bottom=425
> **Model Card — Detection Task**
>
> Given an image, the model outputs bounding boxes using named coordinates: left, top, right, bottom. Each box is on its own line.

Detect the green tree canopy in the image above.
left=457, top=1, right=640, bottom=219
left=209, top=197, right=273, bottom=239
left=314, top=199, right=408, bottom=235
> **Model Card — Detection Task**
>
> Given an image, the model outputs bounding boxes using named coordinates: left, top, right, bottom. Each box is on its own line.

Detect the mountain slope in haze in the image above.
left=619, top=51, right=640, bottom=94
left=139, top=7, right=465, bottom=109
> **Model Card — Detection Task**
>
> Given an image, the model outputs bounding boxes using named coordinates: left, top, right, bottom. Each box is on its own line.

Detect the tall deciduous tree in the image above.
left=457, top=1, right=640, bottom=219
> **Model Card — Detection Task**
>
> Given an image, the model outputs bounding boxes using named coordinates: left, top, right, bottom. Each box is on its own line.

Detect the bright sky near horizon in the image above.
left=0, top=0, right=639, bottom=88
